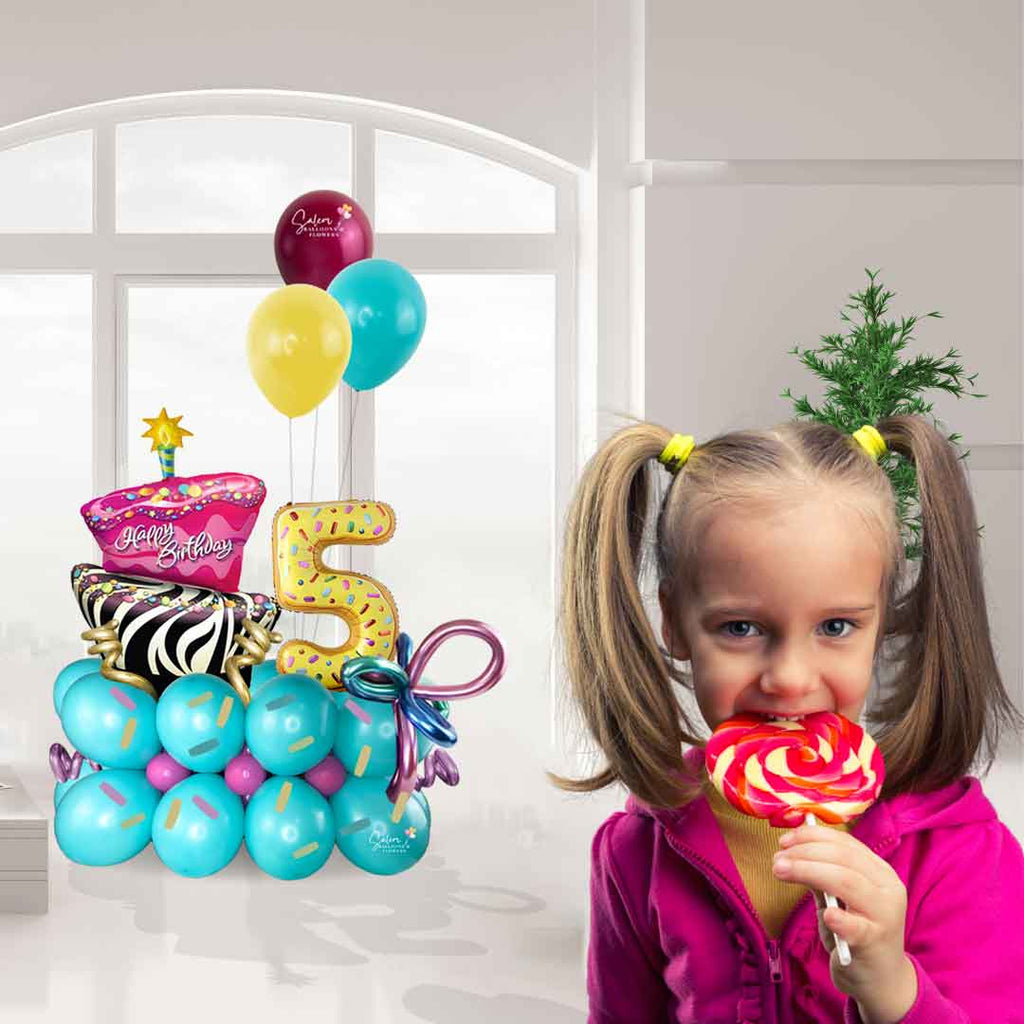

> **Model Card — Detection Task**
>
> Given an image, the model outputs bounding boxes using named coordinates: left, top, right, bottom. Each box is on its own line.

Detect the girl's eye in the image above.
left=720, top=619, right=857, bottom=640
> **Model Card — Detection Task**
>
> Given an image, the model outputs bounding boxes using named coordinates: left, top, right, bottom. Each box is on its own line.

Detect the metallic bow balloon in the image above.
left=342, top=619, right=505, bottom=816
left=49, top=742, right=101, bottom=783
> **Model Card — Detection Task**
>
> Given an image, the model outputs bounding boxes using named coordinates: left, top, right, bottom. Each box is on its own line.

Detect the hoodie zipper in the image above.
left=662, top=831, right=786, bottom=1020
left=662, top=827, right=901, bottom=1023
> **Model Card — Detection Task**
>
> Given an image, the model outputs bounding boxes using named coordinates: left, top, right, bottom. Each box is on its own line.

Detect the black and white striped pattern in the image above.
left=71, top=563, right=281, bottom=695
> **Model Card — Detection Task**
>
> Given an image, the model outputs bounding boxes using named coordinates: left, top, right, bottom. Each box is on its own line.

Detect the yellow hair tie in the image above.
left=658, top=434, right=695, bottom=474
left=852, top=424, right=887, bottom=462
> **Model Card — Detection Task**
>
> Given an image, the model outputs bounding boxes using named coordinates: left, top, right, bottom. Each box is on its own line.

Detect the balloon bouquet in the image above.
left=49, top=189, right=506, bottom=880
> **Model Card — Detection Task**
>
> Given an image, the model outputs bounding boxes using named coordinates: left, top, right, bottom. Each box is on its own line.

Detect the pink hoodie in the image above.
left=588, top=746, right=1024, bottom=1023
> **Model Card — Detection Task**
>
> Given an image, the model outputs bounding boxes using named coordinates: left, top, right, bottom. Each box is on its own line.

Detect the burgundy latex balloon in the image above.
left=274, top=189, right=374, bottom=290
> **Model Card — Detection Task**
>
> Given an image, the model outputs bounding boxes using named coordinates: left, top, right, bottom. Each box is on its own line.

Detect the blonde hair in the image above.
left=550, top=415, right=1024, bottom=810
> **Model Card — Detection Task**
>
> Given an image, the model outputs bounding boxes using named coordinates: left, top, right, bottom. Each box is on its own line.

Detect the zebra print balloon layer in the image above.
left=71, top=563, right=280, bottom=695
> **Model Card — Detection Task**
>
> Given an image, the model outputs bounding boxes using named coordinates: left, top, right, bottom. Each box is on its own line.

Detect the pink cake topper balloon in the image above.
left=80, top=410, right=266, bottom=592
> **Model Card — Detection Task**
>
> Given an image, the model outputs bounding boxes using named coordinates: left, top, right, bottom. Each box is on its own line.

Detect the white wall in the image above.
left=2, top=1, right=594, bottom=168
left=639, top=0, right=1024, bottom=837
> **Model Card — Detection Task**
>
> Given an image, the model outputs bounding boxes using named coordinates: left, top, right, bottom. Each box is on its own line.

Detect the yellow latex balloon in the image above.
left=246, top=284, right=352, bottom=418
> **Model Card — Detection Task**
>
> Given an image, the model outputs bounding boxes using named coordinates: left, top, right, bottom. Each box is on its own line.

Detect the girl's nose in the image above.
left=758, top=648, right=818, bottom=697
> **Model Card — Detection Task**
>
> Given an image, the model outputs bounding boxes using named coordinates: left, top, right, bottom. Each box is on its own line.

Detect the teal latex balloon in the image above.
left=152, top=774, right=245, bottom=877
left=55, top=768, right=159, bottom=866
left=53, top=760, right=100, bottom=809
left=60, top=673, right=161, bottom=769
left=331, top=776, right=430, bottom=876
left=248, top=661, right=280, bottom=697
left=244, top=776, right=334, bottom=879
left=327, top=258, right=426, bottom=391
left=333, top=692, right=448, bottom=779
left=245, top=674, right=338, bottom=775
left=53, top=657, right=101, bottom=715
left=155, top=673, right=246, bottom=773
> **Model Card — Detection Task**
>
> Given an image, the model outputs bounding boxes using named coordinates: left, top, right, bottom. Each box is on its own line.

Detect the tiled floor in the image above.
left=0, top=766, right=620, bottom=1024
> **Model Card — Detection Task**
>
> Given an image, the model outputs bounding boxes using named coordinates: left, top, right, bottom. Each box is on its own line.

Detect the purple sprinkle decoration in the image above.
left=344, top=698, right=371, bottom=725
left=192, top=795, right=219, bottom=820
left=100, top=782, right=127, bottom=806
left=110, top=686, right=137, bottom=711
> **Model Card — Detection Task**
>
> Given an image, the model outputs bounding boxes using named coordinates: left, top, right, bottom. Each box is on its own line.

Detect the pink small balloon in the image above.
left=304, top=754, right=347, bottom=797
left=146, top=752, right=192, bottom=792
left=224, top=750, right=267, bottom=797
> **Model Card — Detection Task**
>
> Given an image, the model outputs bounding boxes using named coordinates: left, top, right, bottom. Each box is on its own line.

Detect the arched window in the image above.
left=0, top=91, right=582, bottom=808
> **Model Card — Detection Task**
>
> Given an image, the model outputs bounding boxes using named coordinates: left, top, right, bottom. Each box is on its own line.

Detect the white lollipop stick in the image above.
left=804, top=811, right=851, bottom=966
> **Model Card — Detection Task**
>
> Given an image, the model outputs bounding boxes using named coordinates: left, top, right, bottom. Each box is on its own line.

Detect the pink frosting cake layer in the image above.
left=81, top=471, right=266, bottom=593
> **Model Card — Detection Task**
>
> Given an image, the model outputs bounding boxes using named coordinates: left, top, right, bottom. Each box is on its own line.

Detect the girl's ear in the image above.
left=658, top=582, right=692, bottom=662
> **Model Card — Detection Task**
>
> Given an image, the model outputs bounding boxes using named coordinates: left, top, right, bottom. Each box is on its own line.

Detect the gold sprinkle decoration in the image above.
left=275, top=780, right=293, bottom=813
left=121, top=813, right=146, bottom=830
left=390, top=792, right=410, bottom=824
left=120, top=717, right=137, bottom=749
left=354, top=745, right=372, bottom=777
left=292, top=842, right=319, bottom=860
left=164, top=799, right=182, bottom=829
left=216, top=695, right=234, bottom=727
left=188, top=691, right=214, bottom=707
left=287, top=736, right=314, bottom=753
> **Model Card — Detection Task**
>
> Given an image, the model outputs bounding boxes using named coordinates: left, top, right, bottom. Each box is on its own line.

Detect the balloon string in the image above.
left=288, top=417, right=295, bottom=505
left=309, top=403, right=323, bottom=645
left=341, top=387, right=359, bottom=499
left=310, top=405, right=319, bottom=501
left=288, top=415, right=298, bottom=638
left=311, top=387, right=358, bottom=648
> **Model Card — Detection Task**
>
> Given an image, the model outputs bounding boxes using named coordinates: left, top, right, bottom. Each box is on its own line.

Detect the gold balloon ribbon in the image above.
left=224, top=617, right=283, bottom=707
left=81, top=622, right=157, bottom=699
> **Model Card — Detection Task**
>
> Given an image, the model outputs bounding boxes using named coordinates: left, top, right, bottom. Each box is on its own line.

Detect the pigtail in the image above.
left=549, top=422, right=705, bottom=809
left=870, top=415, right=1024, bottom=795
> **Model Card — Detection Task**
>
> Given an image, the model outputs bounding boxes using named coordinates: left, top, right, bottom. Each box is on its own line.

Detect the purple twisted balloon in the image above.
left=416, top=748, right=460, bottom=791
left=49, top=742, right=101, bottom=783
left=387, top=619, right=504, bottom=807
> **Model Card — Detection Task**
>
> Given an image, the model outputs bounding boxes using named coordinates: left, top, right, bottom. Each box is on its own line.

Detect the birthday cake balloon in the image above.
left=80, top=408, right=265, bottom=593
left=71, top=563, right=280, bottom=695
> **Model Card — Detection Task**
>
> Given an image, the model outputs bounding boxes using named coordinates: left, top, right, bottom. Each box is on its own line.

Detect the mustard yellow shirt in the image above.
left=699, top=766, right=852, bottom=938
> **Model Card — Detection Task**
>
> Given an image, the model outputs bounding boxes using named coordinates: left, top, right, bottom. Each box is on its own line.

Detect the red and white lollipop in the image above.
left=705, top=711, right=884, bottom=965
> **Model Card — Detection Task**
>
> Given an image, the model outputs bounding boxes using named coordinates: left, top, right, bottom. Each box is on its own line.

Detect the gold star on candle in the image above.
left=141, top=408, right=193, bottom=452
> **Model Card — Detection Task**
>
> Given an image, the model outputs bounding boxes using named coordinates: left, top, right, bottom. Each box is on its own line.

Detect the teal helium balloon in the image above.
left=55, top=768, right=159, bottom=866
left=331, top=776, right=430, bottom=876
left=248, top=661, right=280, bottom=697
left=156, top=673, right=246, bottom=773
left=246, top=674, right=338, bottom=775
left=152, top=774, right=244, bottom=877
left=53, top=760, right=100, bottom=809
left=244, top=776, right=334, bottom=879
left=327, top=258, right=426, bottom=391
left=60, top=672, right=161, bottom=769
left=53, top=657, right=101, bottom=715
left=333, top=692, right=448, bottom=779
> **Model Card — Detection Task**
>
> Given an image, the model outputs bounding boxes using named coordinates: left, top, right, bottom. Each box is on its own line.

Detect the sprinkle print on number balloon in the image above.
left=272, top=501, right=399, bottom=687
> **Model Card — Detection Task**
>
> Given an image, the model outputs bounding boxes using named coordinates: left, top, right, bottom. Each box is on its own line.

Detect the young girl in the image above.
left=551, top=415, right=1024, bottom=1023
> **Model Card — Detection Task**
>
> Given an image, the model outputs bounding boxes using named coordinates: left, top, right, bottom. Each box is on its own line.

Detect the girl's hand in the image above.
left=773, top=825, right=917, bottom=1015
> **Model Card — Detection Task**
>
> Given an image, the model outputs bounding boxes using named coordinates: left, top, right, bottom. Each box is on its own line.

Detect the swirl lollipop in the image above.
left=705, top=711, right=884, bottom=966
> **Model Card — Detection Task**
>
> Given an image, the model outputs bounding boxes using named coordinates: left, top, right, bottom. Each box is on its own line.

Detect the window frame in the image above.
left=0, top=89, right=585, bottom=745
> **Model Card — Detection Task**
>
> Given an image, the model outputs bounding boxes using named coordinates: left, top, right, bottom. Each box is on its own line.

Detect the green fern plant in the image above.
left=781, top=268, right=986, bottom=562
